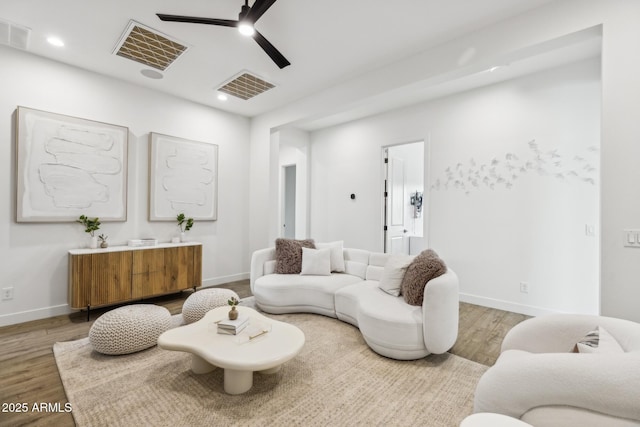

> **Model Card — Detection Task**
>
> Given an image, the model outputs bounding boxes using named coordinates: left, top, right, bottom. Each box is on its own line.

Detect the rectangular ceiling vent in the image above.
left=217, top=72, right=275, bottom=100
left=113, top=20, right=188, bottom=71
left=0, top=18, right=31, bottom=50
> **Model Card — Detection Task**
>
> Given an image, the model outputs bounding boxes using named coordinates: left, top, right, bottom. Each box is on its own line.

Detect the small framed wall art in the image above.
left=149, top=132, right=218, bottom=221
left=15, top=106, right=128, bottom=222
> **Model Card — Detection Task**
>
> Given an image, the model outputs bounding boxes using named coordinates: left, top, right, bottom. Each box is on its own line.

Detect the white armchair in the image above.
left=474, top=314, right=640, bottom=427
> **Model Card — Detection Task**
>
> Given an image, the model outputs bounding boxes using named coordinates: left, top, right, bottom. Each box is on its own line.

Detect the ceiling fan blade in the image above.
left=246, top=0, right=278, bottom=23
left=252, top=29, right=290, bottom=69
left=157, top=14, right=238, bottom=28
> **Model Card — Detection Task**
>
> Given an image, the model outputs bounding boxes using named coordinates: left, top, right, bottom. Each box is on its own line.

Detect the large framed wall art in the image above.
left=16, top=106, right=128, bottom=222
left=149, top=132, right=218, bottom=221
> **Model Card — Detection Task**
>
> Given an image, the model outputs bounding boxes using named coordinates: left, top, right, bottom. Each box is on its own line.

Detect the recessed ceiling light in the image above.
left=47, top=36, right=64, bottom=47
left=140, top=69, right=164, bottom=79
left=217, top=93, right=228, bottom=101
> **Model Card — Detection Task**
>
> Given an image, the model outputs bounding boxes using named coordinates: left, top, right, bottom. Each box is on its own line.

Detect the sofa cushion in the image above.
left=300, top=247, right=332, bottom=276
left=378, top=255, right=413, bottom=296
left=401, top=249, right=447, bottom=306
left=254, top=273, right=362, bottom=315
left=275, top=238, right=315, bottom=274
left=343, top=248, right=370, bottom=280
left=316, top=241, right=346, bottom=272
left=340, top=282, right=428, bottom=358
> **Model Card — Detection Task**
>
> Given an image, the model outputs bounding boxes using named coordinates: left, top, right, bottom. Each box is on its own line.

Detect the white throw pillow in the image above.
left=575, top=326, right=624, bottom=354
left=378, top=255, right=413, bottom=296
left=316, top=241, right=346, bottom=273
left=300, top=247, right=332, bottom=276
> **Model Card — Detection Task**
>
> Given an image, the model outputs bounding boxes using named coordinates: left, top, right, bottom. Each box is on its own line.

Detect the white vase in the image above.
left=180, top=232, right=187, bottom=242
left=89, top=236, right=98, bottom=249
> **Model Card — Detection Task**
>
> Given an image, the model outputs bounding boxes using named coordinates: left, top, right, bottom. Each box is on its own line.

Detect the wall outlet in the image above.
left=519, top=282, right=529, bottom=294
left=1, top=287, right=14, bottom=301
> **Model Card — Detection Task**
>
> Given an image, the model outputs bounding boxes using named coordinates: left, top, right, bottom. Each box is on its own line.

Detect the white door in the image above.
left=384, top=152, right=408, bottom=254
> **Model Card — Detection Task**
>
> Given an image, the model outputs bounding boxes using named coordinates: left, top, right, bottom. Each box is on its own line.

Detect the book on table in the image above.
left=217, top=314, right=249, bottom=335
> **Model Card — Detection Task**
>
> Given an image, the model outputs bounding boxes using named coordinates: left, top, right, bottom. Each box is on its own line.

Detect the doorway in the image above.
left=283, top=165, right=296, bottom=238
left=383, top=141, right=425, bottom=254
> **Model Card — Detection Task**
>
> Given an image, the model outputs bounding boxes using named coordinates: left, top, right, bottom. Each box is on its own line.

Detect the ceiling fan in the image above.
left=157, top=0, right=290, bottom=69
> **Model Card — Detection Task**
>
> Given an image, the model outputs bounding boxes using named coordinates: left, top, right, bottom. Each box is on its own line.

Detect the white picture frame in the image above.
left=149, top=132, right=218, bottom=221
left=16, top=106, right=128, bottom=222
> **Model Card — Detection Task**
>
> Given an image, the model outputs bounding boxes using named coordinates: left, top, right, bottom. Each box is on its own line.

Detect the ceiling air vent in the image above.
left=217, top=72, right=275, bottom=100
left=113, top=20, right=188, bottom=71
left=0, top=18, right=31, bottom=50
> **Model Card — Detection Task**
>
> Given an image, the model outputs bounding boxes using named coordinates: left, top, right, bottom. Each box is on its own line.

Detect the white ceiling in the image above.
left=2, top=0, right=571, bottom=119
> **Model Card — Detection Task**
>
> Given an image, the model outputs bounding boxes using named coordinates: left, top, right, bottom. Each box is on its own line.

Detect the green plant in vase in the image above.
left=176, top=213, right=194, bottom=242
left=77, top=215, right=101, bottom=248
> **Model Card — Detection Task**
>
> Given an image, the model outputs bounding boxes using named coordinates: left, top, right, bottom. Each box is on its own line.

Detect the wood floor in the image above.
left=0, top=279, right=528, bottom=427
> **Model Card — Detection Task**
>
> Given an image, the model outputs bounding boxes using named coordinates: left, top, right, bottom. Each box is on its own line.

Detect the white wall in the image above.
left=0, top=46, right=250, bottom=326
left=250, top=0, right=640, bottom=322
left=310, top=59, right=600, bottom=316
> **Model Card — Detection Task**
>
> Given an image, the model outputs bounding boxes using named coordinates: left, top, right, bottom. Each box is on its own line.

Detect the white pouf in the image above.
left=89, top=304, right=172, bottom=355
left=182, top=288, right=239, bottom=324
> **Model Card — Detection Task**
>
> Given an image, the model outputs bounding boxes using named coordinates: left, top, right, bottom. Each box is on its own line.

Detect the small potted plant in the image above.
left=77, top=215, right=101, bottom=248
left=176, top=213, right=194, bottom=242
left=228, top=296, right=239, bottom=320
left=98, top=234, right=109, bottom=248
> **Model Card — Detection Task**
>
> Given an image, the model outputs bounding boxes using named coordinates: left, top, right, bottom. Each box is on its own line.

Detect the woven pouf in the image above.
left=182, top=288, right=239, bottom=324
left=89, top=304, right=172, bottom=355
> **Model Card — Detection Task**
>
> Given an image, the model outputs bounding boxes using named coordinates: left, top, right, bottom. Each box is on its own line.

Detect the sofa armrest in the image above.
left=474, top=350, right=640, bottom=422
left=502, top=314, right=640, bottom=353
left=250, top=247, right=276, bottom=293
left=422, top=269, right=459, bottom=354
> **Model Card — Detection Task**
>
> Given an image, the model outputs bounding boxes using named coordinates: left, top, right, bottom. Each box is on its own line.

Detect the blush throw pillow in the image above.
left=400, top=249, right=447, bottom=306
left=378, top=255, right=413, bottom=296
left=574, top=326, right=625, bottom=354
left=315, top=241, right=346, bottom=272
left=300, top=247, right=332, bottom=276
left=275, top=238, right=316, bottom=274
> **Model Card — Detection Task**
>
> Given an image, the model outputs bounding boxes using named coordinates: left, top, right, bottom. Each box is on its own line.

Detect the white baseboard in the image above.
left=0, top=273, right=251, bottom=328
left=0, top=304, right=73, bottom=328
left=201, top=272, right=249, bottom=288
left=459, top=293, right=565, bottom=317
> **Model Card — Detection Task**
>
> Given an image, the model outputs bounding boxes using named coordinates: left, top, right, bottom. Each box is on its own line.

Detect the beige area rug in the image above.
left=54, top=311, right=487, bottom=427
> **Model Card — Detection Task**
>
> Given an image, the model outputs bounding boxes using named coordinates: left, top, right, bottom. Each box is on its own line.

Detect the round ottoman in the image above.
left=182, top=288, right=239, bottom=324
left=89, top=304, right=172, bottom=355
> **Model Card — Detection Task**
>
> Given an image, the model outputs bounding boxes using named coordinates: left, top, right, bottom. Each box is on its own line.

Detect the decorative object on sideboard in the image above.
left=228, top=296, right=239, bottom=320
left=76, top=215, right=101, bottom=248
left=127, top=238, right=158, bottom=247
left=98, top=234, right=109, bottom=248
left=176, top=213, right=194, bottom=242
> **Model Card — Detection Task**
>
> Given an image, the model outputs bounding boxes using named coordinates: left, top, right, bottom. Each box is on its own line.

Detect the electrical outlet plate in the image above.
left=1, top=287, right=14, bottom=300
left=519, top=282, right=529, bottom=294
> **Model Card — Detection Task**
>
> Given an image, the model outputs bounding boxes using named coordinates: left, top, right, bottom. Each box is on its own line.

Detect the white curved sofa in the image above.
left=250, top=247, right=459, bottom=360
left=474, top=314, right=640, bottom=426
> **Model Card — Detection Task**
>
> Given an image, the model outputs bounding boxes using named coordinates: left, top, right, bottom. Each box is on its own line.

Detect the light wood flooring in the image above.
left=0, top=279, right=528, bottom=427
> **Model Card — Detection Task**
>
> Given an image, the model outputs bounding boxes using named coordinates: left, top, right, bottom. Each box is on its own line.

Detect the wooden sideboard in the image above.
left=69, top=242, right=202, bottom=318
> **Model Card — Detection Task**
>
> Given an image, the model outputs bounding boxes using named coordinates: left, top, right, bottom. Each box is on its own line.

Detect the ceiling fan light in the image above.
left=238, top=22, right=255, bottom=36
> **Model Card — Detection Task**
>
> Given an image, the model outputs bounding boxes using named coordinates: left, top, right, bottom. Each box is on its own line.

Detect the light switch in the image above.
left=624, top=229, right=640, bottom=247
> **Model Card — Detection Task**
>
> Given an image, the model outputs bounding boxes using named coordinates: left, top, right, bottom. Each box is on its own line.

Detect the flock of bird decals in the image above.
left=431, top=139, right=599, bottom=195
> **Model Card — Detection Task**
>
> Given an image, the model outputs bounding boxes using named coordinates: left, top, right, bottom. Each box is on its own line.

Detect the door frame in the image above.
left=381, top=139, right=430, bottom=254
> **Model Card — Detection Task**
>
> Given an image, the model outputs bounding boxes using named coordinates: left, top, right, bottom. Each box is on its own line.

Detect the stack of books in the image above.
left=217, top=314, right=249, bottom=335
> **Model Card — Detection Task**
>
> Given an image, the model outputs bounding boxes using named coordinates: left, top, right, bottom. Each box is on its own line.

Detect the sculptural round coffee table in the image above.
left=158, top=306, right=305, bottom=394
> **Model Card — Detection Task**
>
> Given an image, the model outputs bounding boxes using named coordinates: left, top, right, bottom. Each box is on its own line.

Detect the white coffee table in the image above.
left=158, top=306, right=305, bottom=394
